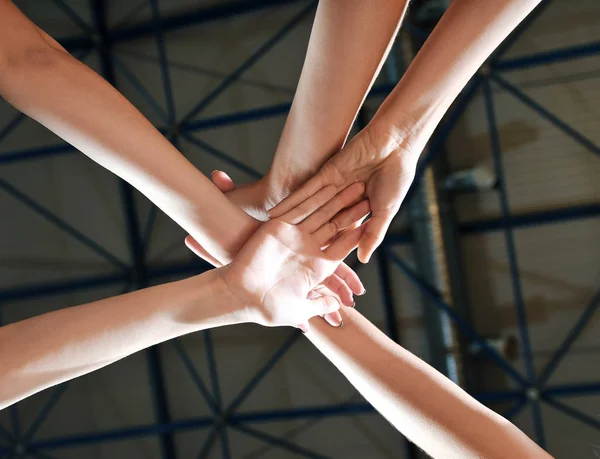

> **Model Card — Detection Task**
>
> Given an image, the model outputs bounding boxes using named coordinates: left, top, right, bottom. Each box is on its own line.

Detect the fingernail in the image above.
left=335, top=318, right=344, bottom=328
left=350, top=301, right=356, bottom=308
left=358, top=288, right=366, bottom=296
left=211, top=170, right=218, bottom=177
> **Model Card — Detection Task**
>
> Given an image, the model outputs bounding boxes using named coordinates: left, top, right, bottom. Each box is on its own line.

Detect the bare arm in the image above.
left=0, top=183, right=367, bottom=409
left=0, top=0, right=256, bottom=263
left=192, top=1, right=551, bottom=455
left=224, top=0, right=409, bottom=216
left=0, top=270, right=240, bottom=409
left=306, top=309, right=552, bottom=459
left=269, top=0, right=409, bottom=192
left=271, top=0, right=544, bottom=263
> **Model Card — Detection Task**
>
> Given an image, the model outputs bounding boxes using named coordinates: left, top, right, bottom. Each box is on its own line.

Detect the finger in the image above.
left=297, top=322, right=310, bottom=333
left=306, top=295, right=341, bottom=320
left=313, top=199, right=370, bottom=246
left=211, top=170, right=236, bottom=192
left=268, top=174, right=327, bottom=219
left=324, top=225, right=367, bottom=263
left=299, top=182, right=365, bottom=233
left=279, top=185, right=337, bottom=225
left=357, top=209, right=397, bottom=263
left=334, top=262, right=365, bottom=296
left=323, top=310, right=344, bottom=328
left=323, top=274, right=354, bottom=307
left=185, top=235, right=223, bottom=268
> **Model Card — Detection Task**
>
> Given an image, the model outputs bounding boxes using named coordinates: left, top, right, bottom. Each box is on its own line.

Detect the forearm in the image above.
left=0, top=269, right=242, bottom=409
left=306, top=309, right=551, bottom=459
left=270, top=0, right=409, bottom=194
left=373, top=0, right=542, bottom=153
left=0, top=2, right=255, bottom=262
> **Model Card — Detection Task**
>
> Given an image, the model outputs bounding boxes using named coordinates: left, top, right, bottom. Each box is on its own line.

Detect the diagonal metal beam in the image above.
left=542, top=396, right=600, bottom=431
left=0, top=177, right=128, bottom=270
left=495, top=40, right=600, bottom=71
left=173, top=339, right=219, bottom=413
left=231, top=422, right=331, bottom=459
left=0, top=113, right=28, bottom=145
left=180, top=1, right=316, bottom=123
left=113, top=56, right=169, bottom=123
left=23, top=384, right=69, bottom=443
left=183, top=133, right=262, bottom=179
left=504, top=398, right=528, bottom=421
left=537, top=288, right=600, bottom=387
left=149, top=0, right=177, bottom=125
left=491, top=73, right=600, bottom=158
left=197, top=425, right=221, bottom=459
left=112, top=0, right=149, bottom=29
left=51, top=0, right=94, bottom=35
left=203, top=330, right=231, bottom=459
left=109, top=0, right=307, bottom=44
left=386, top=250, right=528, bottom=387
left=225, top=332, right=301, bottom=415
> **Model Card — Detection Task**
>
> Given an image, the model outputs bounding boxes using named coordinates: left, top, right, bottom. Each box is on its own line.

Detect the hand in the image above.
left=185, top=171, right=366, bottom=322
left=221, top=183, right=370, bottom=332
left=269, top=123, right=419, bottom=263
left=208, top=172, right=280, bottom=222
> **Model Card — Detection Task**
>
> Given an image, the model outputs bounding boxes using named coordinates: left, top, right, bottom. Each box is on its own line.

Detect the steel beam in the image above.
left=495, top=40, right=600, bottom=71
left=386, top=250, right=528, bottom=387
left=492, top=73, right=600, bottom=158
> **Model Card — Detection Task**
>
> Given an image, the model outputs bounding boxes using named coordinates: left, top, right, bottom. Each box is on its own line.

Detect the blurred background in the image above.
left=0, top=0, right=598, bottom=458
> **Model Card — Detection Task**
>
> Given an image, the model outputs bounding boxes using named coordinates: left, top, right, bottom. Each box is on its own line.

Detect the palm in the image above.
left=226, top=222, right=332, bottom=326
left=221, top=183, right=369, bottom=329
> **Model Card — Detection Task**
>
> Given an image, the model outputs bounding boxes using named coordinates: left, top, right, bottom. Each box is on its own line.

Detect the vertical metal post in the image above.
left=91, top=1, right=176, bottom=458
left=483, top=79, right=544, bottom=447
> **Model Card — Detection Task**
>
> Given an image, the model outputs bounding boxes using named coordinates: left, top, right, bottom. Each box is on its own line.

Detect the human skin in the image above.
left=270, top=0, right=545, bottom=263
left=0, top=183, right=369, bottom=410
left=187, top=0, right=552, bottom=456
left=0, top=0, right=362, bottom=314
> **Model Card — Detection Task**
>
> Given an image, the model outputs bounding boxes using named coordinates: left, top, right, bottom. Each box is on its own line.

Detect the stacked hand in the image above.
left=269, top=123, right=420, bottom=263
left=220, top=183, right=370, bottom=332
left=187, top=175, right=369, bottom=327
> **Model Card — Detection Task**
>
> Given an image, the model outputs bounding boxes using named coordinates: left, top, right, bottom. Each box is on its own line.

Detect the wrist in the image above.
left=359, top=116, right=422, bottom=168
left=212, top=266, right=254, bottom=325
left=184, top=268, right=250, bottom=328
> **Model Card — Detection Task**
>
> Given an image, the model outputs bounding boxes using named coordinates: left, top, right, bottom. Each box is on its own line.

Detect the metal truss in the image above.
left=0, top=0, right=598, bottom=458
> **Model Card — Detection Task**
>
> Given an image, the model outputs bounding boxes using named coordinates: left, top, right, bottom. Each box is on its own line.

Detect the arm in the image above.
left=0, top=183, right=369, bottom=409
left=222, top=0, right=410, bottom=218
left=306, top=309, right=553, bottom=459
left=270, top=0, right=544, bottom=262
left=0, top=270, right=237, bottom=409
left=190, top=176, right=550, bottom=459
left=269, top=0, right=410, bottom=192
left=0, top=0, right=255, bottom=263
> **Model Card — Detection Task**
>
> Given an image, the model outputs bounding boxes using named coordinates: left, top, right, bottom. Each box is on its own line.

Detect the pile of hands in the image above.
left=186, top=123, right=421, bottom=333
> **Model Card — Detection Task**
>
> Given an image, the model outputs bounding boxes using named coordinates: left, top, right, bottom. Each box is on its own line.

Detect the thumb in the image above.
left=306, top=295, right=341, bottom=320
left=357, top=209, right=397, bottom=263
left=184, top=235, right=223, bottom=268
left=211, top=170, right=236, bottom=192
